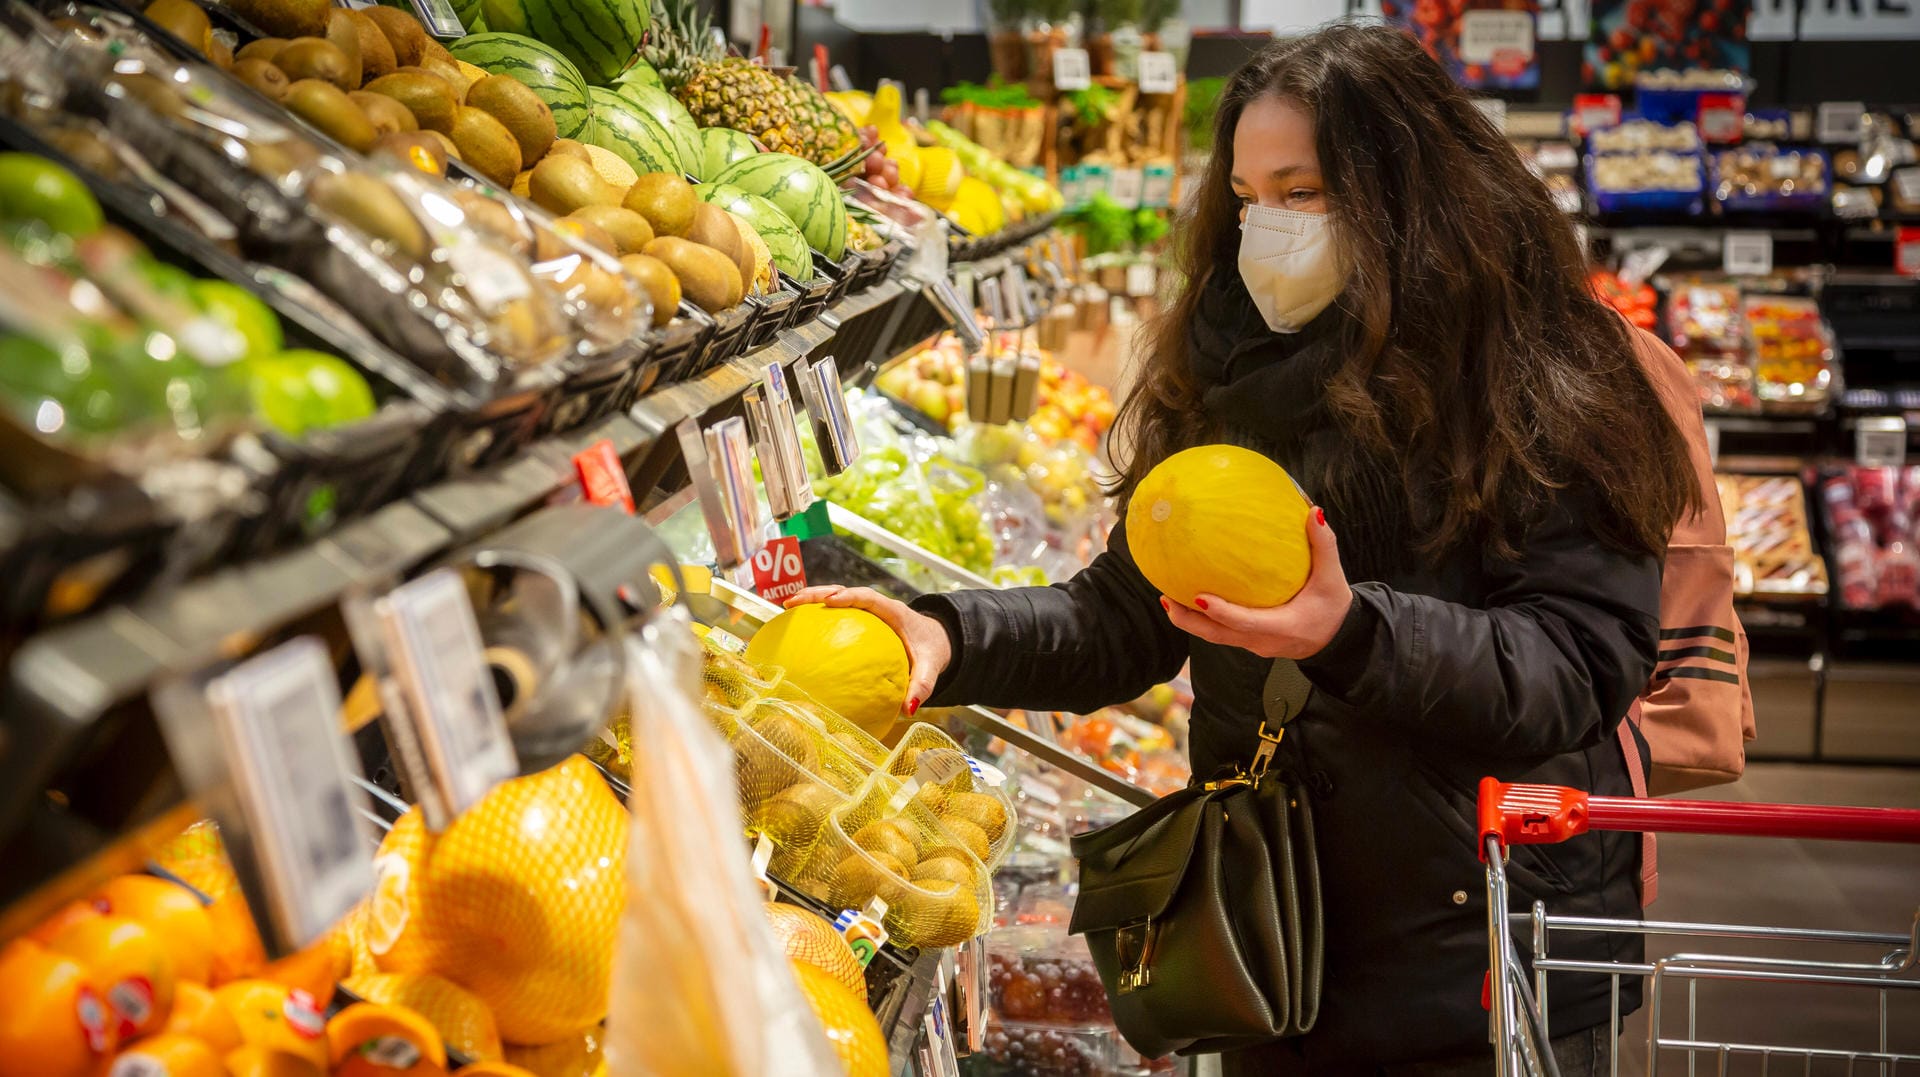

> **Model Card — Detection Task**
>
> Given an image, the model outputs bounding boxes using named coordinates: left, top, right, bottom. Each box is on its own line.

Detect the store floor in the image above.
left=1604, top=763, right=1920, bottom=1075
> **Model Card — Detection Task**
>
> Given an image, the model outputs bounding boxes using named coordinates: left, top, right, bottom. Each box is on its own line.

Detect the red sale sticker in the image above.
left=286, top=988, right=326, bottom=1039
left=105, top=977, right=153, bottom=1038
left=573, top=439, right=635, bottom=515
left=1897, top=227, right=1920, bottom=278
left=750, top=535, right=806, bottom=603
left=1697, top=93, right=1744, bottom=144
left=1571, top=94, right=1620, bottom=137
left=75, top=985, right=110, bottom=1052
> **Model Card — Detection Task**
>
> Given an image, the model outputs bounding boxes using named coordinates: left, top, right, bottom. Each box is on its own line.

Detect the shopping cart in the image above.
left=1476, top=777, right=1920, bottom=1077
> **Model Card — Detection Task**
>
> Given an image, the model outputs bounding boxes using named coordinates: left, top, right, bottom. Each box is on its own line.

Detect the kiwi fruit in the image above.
left=894, top=878, right=978, bottom=947
left=941, top=791, right=1009, bottom=841
left=230, top=58, right=290, bottom=101
left=617, top=254, right=680, bottom=327
left=910, top=855, right=979, bottom=890
left=527, top=155, right=621, bottom=216
left=370, top=131, right=448, bottom=176
left=421, top=130, right=461, bottom=161
left=851, top=819, right=919, bottom=869
left=360, top=5, right=425, bottom=67
left=730, top=212, right=773, bottom=295
left=641, top=235, right=743, bottom=313
left=349, top=91, right=416, bottom=135
left=418, top=53, right=471, bottom=100
left=321, top=9, right=363, bottom=89
left=829, top=851, right=906, bottom=914
left=309, top=170, right=428, bottom=261
left=553, top=217, right=617, bottom=257
left=547, top=138, right=590, bottom=161
left=209, top=36, right=234, bottom=69
left=464, top=75, right=556, bottom=165
left=274, top=38, right=355, bottom=92
left=236, top=37, right=288, bottom=62
left=567, top=205, right=652, bottom=255
left=911, top=782, right=950, bottom=814
left=343, top=9, right=395, bottom=83
left=935, top=817, right=992, bottom=863
left=419, top=36, right=455, bottom=65
left=449, top=106, right=521, bottom=187
left=361, top=70, right=456, bottom=134
left=280, top=78, right=375, bottom=153
left=228, top=0, right=327, bottom=39
left=623, top=172, right=695, bottom=238
left=451, top=190, right=529, bottom=255
left=754, top=782, right=842, bottom=850
left=145, top=0, right=212, bottom=53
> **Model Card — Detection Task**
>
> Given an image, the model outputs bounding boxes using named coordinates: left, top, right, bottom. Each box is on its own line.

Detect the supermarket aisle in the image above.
left=1610, top=764, right=1920, bottom=1075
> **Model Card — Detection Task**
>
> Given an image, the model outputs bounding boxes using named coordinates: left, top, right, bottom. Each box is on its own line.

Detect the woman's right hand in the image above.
left=782, top=586, right=951, bottom=716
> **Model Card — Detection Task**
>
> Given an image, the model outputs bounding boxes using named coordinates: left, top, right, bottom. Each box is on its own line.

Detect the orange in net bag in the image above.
left=795, top=770, right=995, bottom=950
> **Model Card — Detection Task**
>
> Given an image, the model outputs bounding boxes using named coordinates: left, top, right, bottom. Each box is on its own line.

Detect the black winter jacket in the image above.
left=912, top=278, right=1660, bottom=1068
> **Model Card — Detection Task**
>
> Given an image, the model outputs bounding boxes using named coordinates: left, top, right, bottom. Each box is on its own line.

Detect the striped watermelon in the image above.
left=478, top=0, right=647, bottom=85
left=711, top=153, right=847, bottom=260
left=612, top=60, right=663, bottom=92
left=612, top=84, right=699, bottom=180
left=587, top=87, right=680, bottom=175
left=450, top=33, right=594, bottom=142
left=699, top=183, right=812, bottom=282
left=695, top=127, right=757, bottom=182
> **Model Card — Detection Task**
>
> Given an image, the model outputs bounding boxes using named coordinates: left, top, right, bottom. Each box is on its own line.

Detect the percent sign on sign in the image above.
left=751, top=535, right=807, bottom=602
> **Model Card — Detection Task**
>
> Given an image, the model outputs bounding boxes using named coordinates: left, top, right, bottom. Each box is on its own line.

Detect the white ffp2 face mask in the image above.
left=1237, top=204, right=1344, bottom=334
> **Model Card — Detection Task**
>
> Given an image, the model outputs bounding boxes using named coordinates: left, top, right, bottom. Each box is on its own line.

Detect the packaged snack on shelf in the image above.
left=1712, top=146, right=1830, bottom=211
left=1587, top=148, right=1705, bottom=214
left=1667, top=281, right=1745, bottom=354
left=1715, top=473, right=1830, bottom=599
left=1819, top=467, right=1920, bottom=612
left=1744, top=296, right=1837, bottom=411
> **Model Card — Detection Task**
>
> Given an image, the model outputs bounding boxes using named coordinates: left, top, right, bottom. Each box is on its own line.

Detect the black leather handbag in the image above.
left=1068, top=713, right=1324, bottom=1058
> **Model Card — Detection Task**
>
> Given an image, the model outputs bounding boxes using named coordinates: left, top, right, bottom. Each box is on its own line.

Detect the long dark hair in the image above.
left=1114, top=23, right=1699, bottom=559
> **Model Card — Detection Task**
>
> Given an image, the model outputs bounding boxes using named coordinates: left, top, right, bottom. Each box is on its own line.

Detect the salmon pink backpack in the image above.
left=1620, top=325, right=1757, bottom=903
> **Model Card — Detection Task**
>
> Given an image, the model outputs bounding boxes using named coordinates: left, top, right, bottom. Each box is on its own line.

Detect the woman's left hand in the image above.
left=1162, top=508, right=1353, bottom=660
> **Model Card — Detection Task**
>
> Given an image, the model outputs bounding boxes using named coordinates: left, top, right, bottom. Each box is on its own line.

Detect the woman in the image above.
left=790, top=24, right=1700, bottom=1073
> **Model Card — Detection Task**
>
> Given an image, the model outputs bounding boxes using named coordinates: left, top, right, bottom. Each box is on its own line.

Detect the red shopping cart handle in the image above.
left=1476, top=777, right=1920, bottom=860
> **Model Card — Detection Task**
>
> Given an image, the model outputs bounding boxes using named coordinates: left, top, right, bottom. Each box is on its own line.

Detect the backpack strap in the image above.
left=1617, top=702, right=1658, bottom=906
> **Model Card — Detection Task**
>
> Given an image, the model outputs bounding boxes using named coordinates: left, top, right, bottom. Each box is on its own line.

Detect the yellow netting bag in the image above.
left=795, top=771, right=994, bottom=950
left=708, top=697, right=888, bottom=878
left=882, top=724, right=1018, bottom=870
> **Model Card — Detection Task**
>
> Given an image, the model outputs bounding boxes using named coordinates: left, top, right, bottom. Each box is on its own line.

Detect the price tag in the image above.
left=205, top=638, right=374, bottom=949
left=919, top=997, right=961, bottom=1077
left=377, top=569, right=517, bottom=821
left=1572, top=94, right=1621, bottom=137
left=572, top=439, right=634, bottom=514
left=676, top=417, right=745, bottom=570
left=1770, top=155, right=1802, bottom=179
left=1473, top=97, right=1508, bottom=133
left=1816, top=101, right=1865, bottom=144
left=1723, top=231, right=1774, bottom=277
left=1536, top=142, right=1579, bottom=171
left=915, top=749, right=971, bottom=786
left=1051, top=47, right=1091, bottom=91
left=1704, top=419, right=1721, bottom=467
left=1458, top=10, right=1534, bottom=64
left=406, top=0, right=465, bottom=38
left=1618, top=245, right=1670, bottom=287
left=763, top=362, right=813, bottom=509
left=1107, top=167, right=1144, bottom=209
left=1894, top=168, right=1920, bottom=206
left=1136, top=51, right=1178, bottom=94
left=1897, top=226, right=1920, bottom=278
left=749, top=535, right=807, bottom=602
left=1142, top=163, right=1175, bottom=209
left=1125, top=261, right=1157, bottom=297
left=741, top=386, right=792, bottom=520
left=707, top=417, right=761, bottom=562
left=1697, top=93, right=1745, bottom=143
left=1855, top=416, right=1909, bottom=468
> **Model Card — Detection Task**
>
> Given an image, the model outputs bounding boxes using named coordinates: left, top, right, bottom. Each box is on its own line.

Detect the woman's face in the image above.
left=1230, top=95, right=1328, bottom=218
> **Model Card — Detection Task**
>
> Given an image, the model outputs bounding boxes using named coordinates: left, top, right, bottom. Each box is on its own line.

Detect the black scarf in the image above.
left=1184, top=272, right=1412, bottom=585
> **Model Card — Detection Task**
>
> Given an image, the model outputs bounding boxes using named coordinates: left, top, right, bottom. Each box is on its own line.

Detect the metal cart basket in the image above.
left=1476, top=778, right=1920, bottom=1077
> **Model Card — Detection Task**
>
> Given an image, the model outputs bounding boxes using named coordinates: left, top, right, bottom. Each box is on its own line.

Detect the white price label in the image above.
left=1125, top=262, right=1157, bottom=297
left=1051, top=48, right=1091, bottom=91
left=1107, top=167, right=1144, bottom=209
left=1458, top=10, right=1535, bottom=64
left=1618, top=245, right=1670, bottom=287
left=1473, top=97, right=1508, bottom=133
left=1816, top=101, right=1866, bottom=144
left=1855, top=417, right=1909, bottom=468
left=205, top=638, right=373, bottom=949
left=408, top=0, right=465, bottom=36
left=1770, top=155, right=1803, bottom=179
left=1141, top=165, right=1175, bottom=209
left=378, top=569, right=517, bottom=820
left=1536, top=143, right=1579, bottom=171
left=1723, top=231, right=1774, bottom=277
left=1137, top=51, right=1178, bottom=94
left=1894, top=167, right=1920, bottom=205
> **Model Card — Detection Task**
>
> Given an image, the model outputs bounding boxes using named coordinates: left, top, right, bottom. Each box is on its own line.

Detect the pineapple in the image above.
left=645, top=0, right=858, bottom=165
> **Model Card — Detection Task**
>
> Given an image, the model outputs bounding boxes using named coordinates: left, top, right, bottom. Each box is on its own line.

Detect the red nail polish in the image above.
left=907, top=697, right=921, bottom=715
left=1194, top=597, right=1210, bottom=610
left=1315, top=507, right=1327, bottom=527
left=1160, top=597, right=1171, bottom=612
